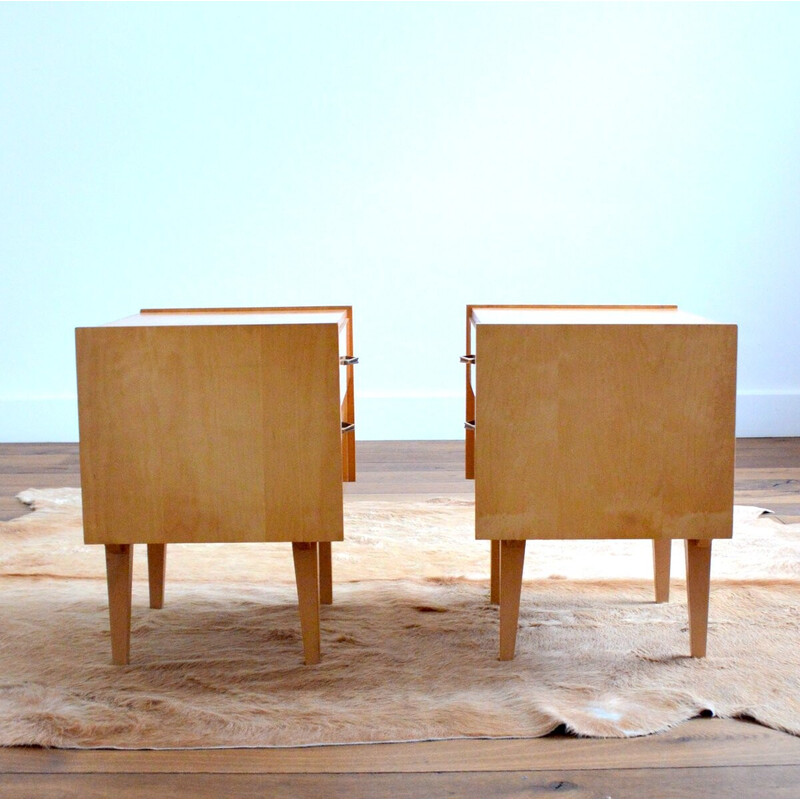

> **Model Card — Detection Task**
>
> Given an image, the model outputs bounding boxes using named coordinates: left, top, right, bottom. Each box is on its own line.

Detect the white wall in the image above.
left=1, top=3, right=799, bottom=441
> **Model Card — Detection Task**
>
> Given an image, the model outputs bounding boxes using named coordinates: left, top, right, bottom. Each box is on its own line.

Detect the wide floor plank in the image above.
left=2, top=764, right=799, bottom=799
left=1, top=719, right=798, bottom=775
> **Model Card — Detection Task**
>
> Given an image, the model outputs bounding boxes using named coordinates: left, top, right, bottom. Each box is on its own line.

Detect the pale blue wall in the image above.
left=2, top=2, right=799, bottom=440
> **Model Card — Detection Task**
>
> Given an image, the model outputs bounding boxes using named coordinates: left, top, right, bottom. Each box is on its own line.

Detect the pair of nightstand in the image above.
left=76, top=305, right=736, bottom=665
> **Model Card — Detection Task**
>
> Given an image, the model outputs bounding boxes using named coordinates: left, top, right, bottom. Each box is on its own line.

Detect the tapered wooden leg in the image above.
left=490, top=540, right=501, bottom=605
left=318, top=541, right=333, bottom=605
left=105, top=544, right=133, bottom=665
left=685, top=539, right=712, bottom=658
left=292, top=542, right=321, bottom=665
left=147, top=543, right=166, bottom=609
left=498, top=540, right=526, bottom=661
left=653, top=539, right=671, bottom=604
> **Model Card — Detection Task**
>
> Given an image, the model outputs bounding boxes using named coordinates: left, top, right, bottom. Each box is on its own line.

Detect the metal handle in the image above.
left=460, top=354, right=475, bottom=365
left=340, top=356, right=359, bottom=366
left=341, top=421, right=355, bottom=433
left=464, top=420, right=476, bottom=431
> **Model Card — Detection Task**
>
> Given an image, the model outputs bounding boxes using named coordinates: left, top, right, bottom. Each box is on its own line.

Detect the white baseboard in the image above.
left=0, top=392, right=798, bottom=442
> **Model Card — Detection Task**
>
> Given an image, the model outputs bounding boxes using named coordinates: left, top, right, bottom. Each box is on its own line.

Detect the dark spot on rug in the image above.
left=544, top=723, right=570, bottom=737
left=414, top=605, right=448, bottom=613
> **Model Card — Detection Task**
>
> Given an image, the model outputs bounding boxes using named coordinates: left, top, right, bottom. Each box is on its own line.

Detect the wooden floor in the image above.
left=1, top=438, right=800, bottom=798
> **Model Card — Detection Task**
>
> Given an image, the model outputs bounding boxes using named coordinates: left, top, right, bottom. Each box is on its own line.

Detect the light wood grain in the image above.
left=470, top=306, right=738, bottom=662
left=686, top=539, right=713, bottom=658
left=137, top=305, right=358, bottom=482
left=76, top=310, right=351, bottom=666
left=498, top=539, right=526, bottom=660
left=292, top=541, right=321, bottom=665
left=105, top=544, right=133, bottom=665
left=653, top=539, right=671, bottom=603
left=475, top=319, right=737, bottom=541
left=76, top=322, right=343, bottom=544
left=147, top=543, right=166, bottom=609
left=3, top=765, right=800, bottom=799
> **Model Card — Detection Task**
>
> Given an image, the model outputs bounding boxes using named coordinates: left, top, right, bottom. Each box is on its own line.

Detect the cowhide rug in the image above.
left=1, top=489, right=799, bottom=748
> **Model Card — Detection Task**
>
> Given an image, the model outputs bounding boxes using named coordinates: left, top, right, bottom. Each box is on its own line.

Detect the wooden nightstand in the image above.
left=463, top=305, right=737, bottom=660
left=76, top=306, right=357, bottom=665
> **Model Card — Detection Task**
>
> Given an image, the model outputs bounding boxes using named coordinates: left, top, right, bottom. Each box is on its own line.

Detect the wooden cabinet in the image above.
left=463, top=305, right=737, bottom=660
left=76, top=307, right=357, bottom=665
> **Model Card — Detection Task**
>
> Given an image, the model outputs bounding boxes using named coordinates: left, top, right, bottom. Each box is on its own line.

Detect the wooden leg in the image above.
left=147, top=543, right=166, bottom=609
left=490, top=540, right=500, bottom=605
left=318, top=541, right=333, bottom=605
left=498, top=540, right=526, bottom=661
left=653, top=539, right=671, bottom=604
left=105, top=544, right=133, bottom=665
left=685, top=539, right=712, bottom=658
left=292, top=542, right=321, bottom=665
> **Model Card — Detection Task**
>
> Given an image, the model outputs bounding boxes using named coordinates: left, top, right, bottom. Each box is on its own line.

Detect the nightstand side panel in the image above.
left=475, top=323, right=736, bottom=541
left=77, top=323, right=343, bottom=545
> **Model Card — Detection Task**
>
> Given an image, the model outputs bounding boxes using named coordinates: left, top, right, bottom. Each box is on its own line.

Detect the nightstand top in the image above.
left=96, top=307, right=349, bottom=329
left=470, top=305, right=727, bottom=326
